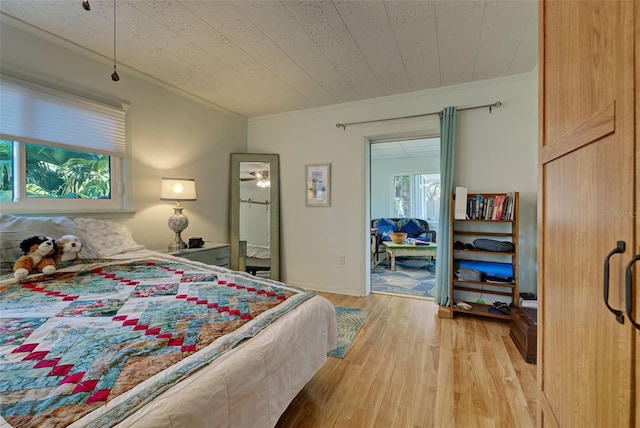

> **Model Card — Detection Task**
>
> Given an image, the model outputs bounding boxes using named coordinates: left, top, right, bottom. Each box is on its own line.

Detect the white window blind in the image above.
left=0, top=75, right=126, bottom=156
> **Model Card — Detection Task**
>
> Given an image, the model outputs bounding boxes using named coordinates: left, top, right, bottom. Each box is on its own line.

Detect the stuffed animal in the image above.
left=13, top=236, right=58, bottom=279
left=56, top=234, right=83, bottom=262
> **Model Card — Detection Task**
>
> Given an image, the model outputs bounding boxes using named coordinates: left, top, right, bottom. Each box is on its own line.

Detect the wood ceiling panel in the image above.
left=473, top=0, right=537, bottom=80
left=333, top=1, right=411, bottom=96
left=230, top=1, right=350, bottom=105
left=385, top=0, right=440, bottom=91
left=130, top=1, right=314, bottom=115
left=282, top=0, right=385, bottom=99
left=508, top=4, right=538, bottom=75
left=0, top=0, right=112, bottom=55
left=0, top=0, right=538, bottom=117
left=133, top=1, right=254, bottom=70
left=434, top=1, right=485, bottom=87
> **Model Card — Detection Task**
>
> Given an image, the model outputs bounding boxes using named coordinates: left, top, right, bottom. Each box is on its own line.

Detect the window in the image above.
left=0, top=140, right=12, bottom=201
left=393, top=173, right=441, bottom=228
left=2, top=139, right=113, bottom=199
left=0, top=76, right=126, bottom=211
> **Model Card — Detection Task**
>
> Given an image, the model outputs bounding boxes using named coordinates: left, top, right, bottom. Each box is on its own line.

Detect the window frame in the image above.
left=2, top=140, right=124, bottom=211
left=392, top=172, right=441, bottom=221
left=0, top=75, right=129, bottom=213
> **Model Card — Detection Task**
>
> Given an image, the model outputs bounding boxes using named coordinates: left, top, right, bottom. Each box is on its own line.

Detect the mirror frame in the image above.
left=229, top=153, right=280, bottom=280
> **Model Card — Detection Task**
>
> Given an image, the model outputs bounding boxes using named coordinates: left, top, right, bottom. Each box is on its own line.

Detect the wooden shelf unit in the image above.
left=448, top=192, right=519, bottom=319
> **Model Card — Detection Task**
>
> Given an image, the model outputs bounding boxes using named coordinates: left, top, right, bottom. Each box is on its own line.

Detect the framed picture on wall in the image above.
left=305, top=163, right=331, bottom=207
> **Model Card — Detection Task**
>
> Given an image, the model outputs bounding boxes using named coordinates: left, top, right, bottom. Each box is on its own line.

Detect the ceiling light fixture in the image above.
left=111, top=0, right=120, bottom=81
left=256, top=171, right=270, bottom=188
left=82, top=0, right=90, bottom=11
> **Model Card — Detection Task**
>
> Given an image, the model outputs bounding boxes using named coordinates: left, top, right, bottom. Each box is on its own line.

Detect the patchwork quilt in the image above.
left=0, top=257, right=314, bottom=427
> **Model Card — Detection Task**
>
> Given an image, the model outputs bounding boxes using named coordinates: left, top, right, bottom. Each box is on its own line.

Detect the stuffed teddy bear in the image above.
left=56, top=234, right=83, bottom=262
left=13, top=236, right=58, bottom=280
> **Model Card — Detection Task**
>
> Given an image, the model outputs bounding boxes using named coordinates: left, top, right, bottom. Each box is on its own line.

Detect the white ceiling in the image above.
left=370, top=137, right=439, bottom=160
left=239, top=161, right=270, bottom=179
left=0, top=0, right=538, bottom=119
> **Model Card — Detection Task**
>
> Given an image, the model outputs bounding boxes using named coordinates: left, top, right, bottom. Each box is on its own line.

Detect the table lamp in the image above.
left=160, top=177, right=197, bottom=250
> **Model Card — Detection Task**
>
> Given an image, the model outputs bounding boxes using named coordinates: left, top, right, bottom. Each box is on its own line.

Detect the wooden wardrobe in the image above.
left=538, top=1, right=639, bottom=427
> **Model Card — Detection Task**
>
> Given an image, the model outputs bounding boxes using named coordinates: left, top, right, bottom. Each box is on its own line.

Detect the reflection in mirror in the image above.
left=240, top=161, right=271, bottom=275
left=230, top=154, right=280, bottom=280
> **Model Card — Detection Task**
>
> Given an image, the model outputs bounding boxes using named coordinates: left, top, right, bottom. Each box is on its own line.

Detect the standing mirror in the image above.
left=229, top=153, right=280, bottom=280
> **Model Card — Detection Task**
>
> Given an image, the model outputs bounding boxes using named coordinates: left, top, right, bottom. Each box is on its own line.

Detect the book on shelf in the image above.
left=476, top=195, right=484, bottom=220
left=484, top=198, right=494, bottom=220
left=464, top=192, right=516, bottom=220
left=491, top=195, right=499, bottom=220
left=496, top=194, right=505, bottom=220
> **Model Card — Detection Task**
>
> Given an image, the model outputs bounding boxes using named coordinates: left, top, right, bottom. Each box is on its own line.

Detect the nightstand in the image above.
left=165, top=243, right=229, bottom=267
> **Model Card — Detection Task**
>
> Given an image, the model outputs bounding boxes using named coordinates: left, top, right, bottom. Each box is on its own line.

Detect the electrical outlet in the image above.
left=338, top=255, right=345, bottom=265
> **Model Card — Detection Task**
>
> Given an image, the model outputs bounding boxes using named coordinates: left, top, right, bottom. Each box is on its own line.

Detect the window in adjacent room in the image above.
left=0, top=75, right=127, bottom=211
left=393, top=173, right=441, bottom=229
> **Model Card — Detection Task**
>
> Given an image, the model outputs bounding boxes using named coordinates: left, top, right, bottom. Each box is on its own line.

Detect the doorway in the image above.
left=369, top=137, right=441, bottom=299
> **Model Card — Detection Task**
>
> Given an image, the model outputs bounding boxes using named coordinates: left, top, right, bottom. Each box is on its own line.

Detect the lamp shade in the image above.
left=160, top=177, right=197, bottom=201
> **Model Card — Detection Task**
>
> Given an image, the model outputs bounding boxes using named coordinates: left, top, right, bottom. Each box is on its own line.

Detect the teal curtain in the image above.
left=434, top=106, right=457, bottom=306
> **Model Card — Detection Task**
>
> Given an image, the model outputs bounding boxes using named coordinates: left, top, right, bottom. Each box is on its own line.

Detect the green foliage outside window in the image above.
left=0, top=141, right=12, bottom=202
left=1, top=140, right=111, bottom=201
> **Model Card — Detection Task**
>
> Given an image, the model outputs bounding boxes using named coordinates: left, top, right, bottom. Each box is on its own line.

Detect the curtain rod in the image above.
left=335, top=101, right=502, bottom=130
left=241, top=198, right=270, bottom=206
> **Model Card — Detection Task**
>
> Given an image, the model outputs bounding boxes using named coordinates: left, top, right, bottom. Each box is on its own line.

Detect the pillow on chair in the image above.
left=400, top=219, right=425, bottom=238
left=377, top=225, right=394, bottom=241
left=378, top=217, right=397, bottom=230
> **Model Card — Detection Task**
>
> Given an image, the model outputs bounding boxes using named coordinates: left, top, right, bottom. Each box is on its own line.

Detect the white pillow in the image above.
left=72, top=218, right=144, bottom=257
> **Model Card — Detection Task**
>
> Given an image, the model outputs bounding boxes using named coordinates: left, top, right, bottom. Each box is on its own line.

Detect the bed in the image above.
left=245, top=244, right=271, bottom=277
left=0, top=214, right=337, bottom=427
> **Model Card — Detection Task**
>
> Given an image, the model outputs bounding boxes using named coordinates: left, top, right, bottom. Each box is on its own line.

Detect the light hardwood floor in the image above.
left=276, top=292, right=537, bottom=428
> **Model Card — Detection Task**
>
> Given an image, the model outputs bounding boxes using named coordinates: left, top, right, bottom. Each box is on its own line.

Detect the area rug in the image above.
left=371, top=257, right=436, bottom=298
left=328, top=306, right=369, bottom=358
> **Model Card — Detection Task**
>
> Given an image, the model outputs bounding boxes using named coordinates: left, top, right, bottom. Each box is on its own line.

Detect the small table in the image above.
left=162, top=243, right=230, bottom=267
left=382, top=241, right=437, bottom=271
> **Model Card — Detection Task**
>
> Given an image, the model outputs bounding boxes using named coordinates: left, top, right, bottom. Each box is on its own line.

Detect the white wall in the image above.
left=248, top=73, right=538, bottom=296
left=0, top=22, right=247, bottom=251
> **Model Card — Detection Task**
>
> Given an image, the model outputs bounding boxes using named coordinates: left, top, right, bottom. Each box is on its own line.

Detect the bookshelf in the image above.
left=449, top=192, right=519, bottom=320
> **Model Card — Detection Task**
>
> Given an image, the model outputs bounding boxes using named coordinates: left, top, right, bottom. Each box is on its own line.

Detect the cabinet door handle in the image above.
left=603, top=241, right=625, bottom=324
left=624, top=248, right=640, bottom=330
